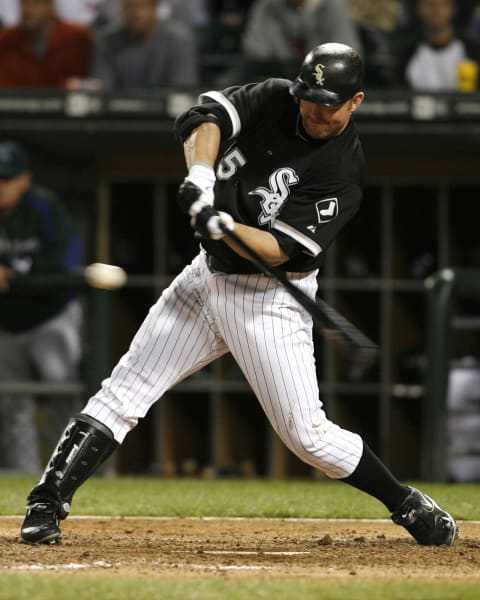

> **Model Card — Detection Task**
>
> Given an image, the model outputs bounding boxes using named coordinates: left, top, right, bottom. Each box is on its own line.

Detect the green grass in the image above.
left=1, top=476, right=478, bottom=599
left=0, top=575, right=478, bottom=600
left=0, top=475, right=478, bottom=520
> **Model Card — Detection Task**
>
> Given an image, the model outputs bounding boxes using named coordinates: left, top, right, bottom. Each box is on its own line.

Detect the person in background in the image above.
left=0, top=0, right=93, bottom=88
left=0, top=141, right=83, bottom=473
left=392, top=0, right=480, bottom=91
left=347, top=0, right=402, bottom=86
left=241, top=0, right=362, bottom=79
left=90, top=0, right=199, bottom=90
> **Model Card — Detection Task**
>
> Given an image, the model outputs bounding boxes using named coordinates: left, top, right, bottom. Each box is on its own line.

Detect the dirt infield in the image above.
left=1, top=517, right=479, bottom=581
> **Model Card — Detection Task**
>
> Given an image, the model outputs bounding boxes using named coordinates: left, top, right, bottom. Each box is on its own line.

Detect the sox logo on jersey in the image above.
left=216, top=149, right=300, bottom=227
left=249, top=167, right=300, bottom=225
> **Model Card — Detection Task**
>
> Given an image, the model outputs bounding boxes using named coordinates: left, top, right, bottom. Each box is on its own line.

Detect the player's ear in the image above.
left=350, top=92, right=365, bottom=112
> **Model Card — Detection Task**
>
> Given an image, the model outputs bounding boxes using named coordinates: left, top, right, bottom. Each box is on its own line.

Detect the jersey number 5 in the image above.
left=216, top=148, right=246, bottom=180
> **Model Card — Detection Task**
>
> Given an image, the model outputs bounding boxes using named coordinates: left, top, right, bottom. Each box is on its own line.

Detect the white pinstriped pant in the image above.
left=83, top=252, right=363, bottom=478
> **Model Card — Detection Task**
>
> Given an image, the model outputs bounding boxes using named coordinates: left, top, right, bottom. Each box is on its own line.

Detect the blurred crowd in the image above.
left=0, top=0, right=479, bottom=92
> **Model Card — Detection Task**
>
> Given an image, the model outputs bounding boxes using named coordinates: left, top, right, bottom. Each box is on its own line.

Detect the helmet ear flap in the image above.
left=289, top=43, right=364, bottom=106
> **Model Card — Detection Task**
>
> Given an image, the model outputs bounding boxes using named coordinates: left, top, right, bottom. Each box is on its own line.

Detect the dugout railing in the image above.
left=423, top=268, right=480, bottom=481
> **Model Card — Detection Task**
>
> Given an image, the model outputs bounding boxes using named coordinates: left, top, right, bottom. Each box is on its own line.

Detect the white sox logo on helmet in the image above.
left=314, top=64, right=326, bottom=86
left=249, top=167, right=300, bottom=226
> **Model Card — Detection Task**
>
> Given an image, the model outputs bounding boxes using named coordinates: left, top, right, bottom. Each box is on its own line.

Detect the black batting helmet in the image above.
left=289, top=43, right=364, bottom=106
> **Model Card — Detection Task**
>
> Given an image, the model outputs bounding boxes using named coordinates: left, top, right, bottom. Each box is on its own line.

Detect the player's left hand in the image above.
left=191, top=205, right=234, bottom=240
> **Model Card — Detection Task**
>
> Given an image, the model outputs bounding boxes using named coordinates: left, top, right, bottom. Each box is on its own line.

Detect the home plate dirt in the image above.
left=0, top=517, right=479, bottom=581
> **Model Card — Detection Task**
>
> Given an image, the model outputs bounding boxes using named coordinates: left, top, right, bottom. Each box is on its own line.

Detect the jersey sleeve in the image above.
left=199, top=78, right=292, bottom=141
left=270, top=180, right=362, bottom=258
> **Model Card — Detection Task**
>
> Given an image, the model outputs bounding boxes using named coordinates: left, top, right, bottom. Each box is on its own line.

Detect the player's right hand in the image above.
left=191, top=205, right=234, bottom=240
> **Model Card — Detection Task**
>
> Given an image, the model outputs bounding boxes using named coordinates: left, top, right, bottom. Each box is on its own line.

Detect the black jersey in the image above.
left=196, top=78, right=365, bottom=273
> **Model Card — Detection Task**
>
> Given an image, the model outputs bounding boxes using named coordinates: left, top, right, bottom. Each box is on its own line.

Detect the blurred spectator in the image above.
left=347, top=0, right=403, bottom=86
left=91, top=0, right=199, bottom=89
left=212, top=0, right=362, bottom=85
left=0, top=141, right=83, bottom=473
left=392, top=0, right=480, bottom=91
left=241, top=0, right=362, bottom=79
left=0, top=0, right=93, bottom=88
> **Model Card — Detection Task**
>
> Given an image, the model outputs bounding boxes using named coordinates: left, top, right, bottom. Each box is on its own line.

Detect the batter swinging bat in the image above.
left=220, top=223, right=378, bottom=362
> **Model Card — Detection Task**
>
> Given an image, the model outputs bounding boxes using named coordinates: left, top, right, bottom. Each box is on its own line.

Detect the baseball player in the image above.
left=20, top=43, right=456, bottom=547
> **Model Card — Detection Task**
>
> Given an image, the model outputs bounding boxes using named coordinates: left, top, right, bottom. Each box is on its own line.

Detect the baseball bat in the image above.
left=220, top=224, right=378, bottom=362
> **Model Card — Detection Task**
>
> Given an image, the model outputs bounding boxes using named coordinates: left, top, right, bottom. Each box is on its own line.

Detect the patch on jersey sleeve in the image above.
left=315, top=197, right=338, bottom=223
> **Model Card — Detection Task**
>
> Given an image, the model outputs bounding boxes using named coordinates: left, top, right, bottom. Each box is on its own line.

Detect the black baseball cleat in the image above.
left=391, top=486, right=457, bottom=546
left=21, top=500, right=62, bottom=544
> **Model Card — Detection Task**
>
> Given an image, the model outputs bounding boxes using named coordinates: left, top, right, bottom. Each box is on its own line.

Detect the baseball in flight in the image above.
left=84, top=262, right=127, bottom=290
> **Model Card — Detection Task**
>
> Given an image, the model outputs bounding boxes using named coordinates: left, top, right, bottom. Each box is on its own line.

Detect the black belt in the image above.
left=206, top=254, right=261, bottom=275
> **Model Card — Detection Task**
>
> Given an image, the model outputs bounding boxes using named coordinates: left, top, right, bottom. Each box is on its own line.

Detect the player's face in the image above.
left=298, top=93, right=365, bottom=139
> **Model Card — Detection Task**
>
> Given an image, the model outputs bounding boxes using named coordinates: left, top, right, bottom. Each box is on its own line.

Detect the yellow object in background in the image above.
left=457, top=60, right=479, bottom=92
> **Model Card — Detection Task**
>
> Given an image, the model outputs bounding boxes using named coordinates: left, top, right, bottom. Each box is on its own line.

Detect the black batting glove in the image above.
left=177, top=164, right=233, bottom=239
left=192, top=205, right=234, bottom=240
left=177, top=180, right=206, bottom=214
left=177, top=162, right=216, bottom=214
